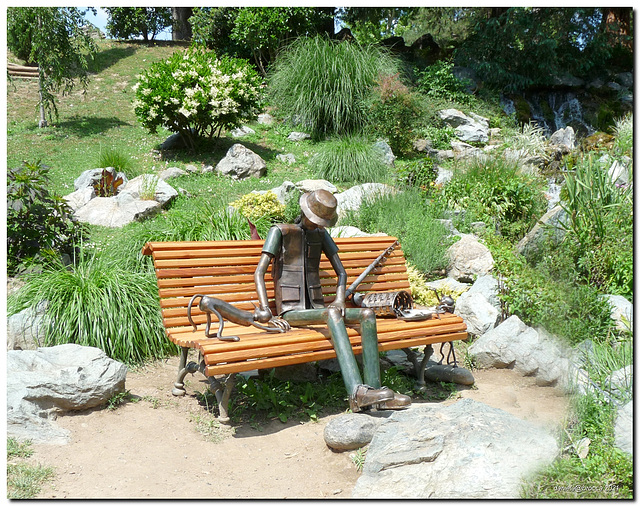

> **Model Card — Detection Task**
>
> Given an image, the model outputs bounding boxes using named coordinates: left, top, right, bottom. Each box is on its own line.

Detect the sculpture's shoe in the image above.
left=374, top=391, right=412, bottom=410
left=349, top=384, right=394, bottom=412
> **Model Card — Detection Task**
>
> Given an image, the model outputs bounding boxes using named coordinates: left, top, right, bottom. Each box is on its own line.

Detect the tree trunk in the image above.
left=38, top=71, right=48, bottom=128
left=602, top=7, right=632, bottom=50
left=172, top=7, right=193, bottom=41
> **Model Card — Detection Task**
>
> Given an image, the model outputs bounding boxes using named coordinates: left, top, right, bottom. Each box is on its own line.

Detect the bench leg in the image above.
left=208, top=374, right=236, bottom=424
left=403, top=345, right=434, bottom=390
left=173, top=347, right=197, bottom=396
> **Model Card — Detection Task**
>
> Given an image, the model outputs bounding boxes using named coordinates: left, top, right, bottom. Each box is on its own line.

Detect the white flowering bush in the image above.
left=133, top=46, right=263, bottom=149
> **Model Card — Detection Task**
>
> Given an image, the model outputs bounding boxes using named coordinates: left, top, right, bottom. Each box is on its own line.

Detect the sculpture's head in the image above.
left=299, top=189, right=338, bottom=229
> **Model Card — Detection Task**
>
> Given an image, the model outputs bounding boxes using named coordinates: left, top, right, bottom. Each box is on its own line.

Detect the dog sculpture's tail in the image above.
left=187, top=294, right=290, bottom=341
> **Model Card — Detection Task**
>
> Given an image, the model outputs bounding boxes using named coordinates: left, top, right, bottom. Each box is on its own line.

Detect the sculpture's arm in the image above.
left=328, top=251, right=347, bottom=315
left=254, top=252, right=274, bottom=323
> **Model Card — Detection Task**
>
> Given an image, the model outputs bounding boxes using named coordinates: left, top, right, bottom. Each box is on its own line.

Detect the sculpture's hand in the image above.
left=253, top=305, right=273, bottom=324
left=268, top=317, right=291, bottom=332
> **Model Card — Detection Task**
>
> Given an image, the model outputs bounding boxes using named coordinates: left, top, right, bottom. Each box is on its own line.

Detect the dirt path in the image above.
left=32, top=357, right=569, bottom=499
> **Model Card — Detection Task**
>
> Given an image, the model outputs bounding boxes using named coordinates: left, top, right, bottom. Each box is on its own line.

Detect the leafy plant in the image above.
left=139, top=174, right=160, bottom=201
left=310, top=135, right=389, bottom=183
left=133, top=45, right=264, bottom=149
left=504, top=121, right=550, bottom=161
left=417, top=60, right=473, bottom=104
left=367, top=73, right=422, bottom=155
left=95, top=168, right=126, bottom=197
left=395, top=157, right=437, bottom=191
left=351, top=447, right=368, bottom=472
left=419, top=124, right=457, bottom=150
left=229, top=191, right=285, bottom=222
left=106, top=390, right=132, bottom=410
left=440, top=156, right=547, bottom=241
left=7, top=251, right=175, bottom=365
left=268, top=36, right=398, bottom=139
left=7, top=160, right=87, bottom=275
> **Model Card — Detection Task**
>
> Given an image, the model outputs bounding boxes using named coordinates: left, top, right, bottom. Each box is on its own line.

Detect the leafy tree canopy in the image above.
left=338, top=7, right=418, bottom=43
left=7, top=7, right=97, bottom=127
left=105, top=7, right=172, bottom=41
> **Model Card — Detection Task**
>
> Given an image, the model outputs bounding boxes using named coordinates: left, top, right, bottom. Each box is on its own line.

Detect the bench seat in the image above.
left=143, top=235, right=467, bottom=420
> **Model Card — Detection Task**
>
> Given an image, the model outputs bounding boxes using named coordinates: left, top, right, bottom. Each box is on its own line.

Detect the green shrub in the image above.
left=7, top=160, right=87, bottom=275
left=96, top=146, right=140, bottom=178
left=310, top=135, right=389, bottom=183
left=133, top=45, right=263, bottom=149
left=417, top=60, right=473, bottom=104
left=367, top=73, right=421, bottom=156
left=8, top=251, right=175, bottom=365
left=419, top=124, right=457, bottom=150
left=346, top=188, right=450, bottom=277
left=268, top=36, right=398, bottom=139
left=395, top=157, right=437, bottom=191
left=440, top=156, right=546, bottom=241
left=229, top=191, right=285, bottom=222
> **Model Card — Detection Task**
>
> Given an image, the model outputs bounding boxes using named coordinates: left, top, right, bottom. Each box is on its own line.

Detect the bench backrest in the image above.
left=142, top=236, right=410, bottom=332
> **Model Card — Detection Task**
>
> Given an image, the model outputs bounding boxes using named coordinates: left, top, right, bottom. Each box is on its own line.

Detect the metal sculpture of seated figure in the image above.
left=253, top=189, right=411, bottom=412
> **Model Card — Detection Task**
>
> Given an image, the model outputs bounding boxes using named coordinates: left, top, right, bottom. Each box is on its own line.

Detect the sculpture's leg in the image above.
left=346, top=308, right=381, bottom=389
left=282, top=308, right=363, bottom=396
left=208, top=374, right=236, bottom=424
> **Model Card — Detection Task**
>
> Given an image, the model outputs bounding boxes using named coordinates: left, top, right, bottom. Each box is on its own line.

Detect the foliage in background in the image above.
left=368, top=73, right=422, bottom=155
left=7, top=252, right=174, bottom=365
left=230, top=7, right=333, bottom=75
left=133, top=45, right=263, bottom=149
left=440, top=156, right=547, bottom=241
left=7, top=7, right=97, bottom=127
left=407, top=264, right=467, bottom=306
left=229, top=191, right=285, bottom=222
left=560, top=154, right=632, bottom=298
left=7, top=438, right=54, bottom=499
left=346, top=188, right=450, bottom=277
left=268, top=36, right=398, bottom=139
left=417, top=60, right=473, bottom=104
left=338, top=7, right=418, bottom=43
left=310, top=136, right=390, bottom=184
left=456, top=8, right=632, bottom=92
left=189, top=8, right=253, bottom=60
left=522, top=392, right=632, bottom=498
left=7, top=161, right=87, bottom=276
left=395, top=157, right=437, bottom=191
left=105, top=7, right=171, bottom=41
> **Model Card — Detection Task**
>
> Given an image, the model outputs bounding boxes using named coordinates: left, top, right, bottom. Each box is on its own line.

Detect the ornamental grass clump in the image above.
left=268, top=36, right=398, bottom=139
left=133, top=45, right=263, bottom=149
left=310, top=136, right=389, bottom=183
left=8, top=252, right=174, bottom=365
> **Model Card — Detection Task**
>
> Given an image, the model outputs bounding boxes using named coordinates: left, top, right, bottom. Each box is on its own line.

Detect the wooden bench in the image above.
left=142, top=235, right=467, bottom=421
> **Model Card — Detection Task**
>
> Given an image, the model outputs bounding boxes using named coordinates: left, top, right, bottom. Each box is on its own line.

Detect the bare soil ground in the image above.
left=31, top=356, right=569, bottom=499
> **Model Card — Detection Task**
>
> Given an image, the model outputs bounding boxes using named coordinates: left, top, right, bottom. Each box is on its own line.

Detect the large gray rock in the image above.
left=516, top=205, right=569, bottom=261
left=608, top=365, right=632, bottom=401
left=466, top=274, right=501, bottom=311
left=295, top=179, right=337, bottom=194
left=288, top=131, right=311, bottom=141
left=454, top=291, right=499, bottom=337
left=352, top=399, right=559, bottom=498
left=437, top=109, right=489, bottom=144
left=63, top=186, right=95, bottom=212
left=447, top=234, right=494, bottom=283
left=335, top=183, right=395, bottom=215
left=276, top=153, right=296, bottom=165
left=468, top=315, right=571, bottom=387
left=324, top=412, right=391, bottom=451
left=600, top=294, right=633, bottom=332
left=256, top=180, right=298, bottom=205
left=119, top=174, right=178, bottom=206
left=374, top=140, right=396, bottom=166
left=158, top=167, right=187, bottom=180
left=615, top=401, right=633, bottom=455
left=230, top=125, right=255, bottom=138
left=74, top=193, right=161, bottom=228
left=7, top=344, right=127, bottom=444
left=215, top=144, right=267, bottom=180
left=257, top=113, right=275, bottom=125
left=7, top=301, right=49, bottom=350
left=549, top=126, right=576, bottom=151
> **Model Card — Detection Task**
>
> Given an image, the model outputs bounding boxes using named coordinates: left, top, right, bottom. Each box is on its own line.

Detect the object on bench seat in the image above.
left=142, top=236, right=467, bottom=421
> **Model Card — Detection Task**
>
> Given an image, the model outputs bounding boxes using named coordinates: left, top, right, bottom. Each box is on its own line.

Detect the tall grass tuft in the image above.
left=344, top=188, right=450, bottom=277
left=310, top=136, right=389, bottom=183
left=612, top=113, right=633, bottom=158
left=268, top=36, right=398, bottom=139
left=97, top=146, right=133, bottom=174
left=8, top=252, right=175, bottom=365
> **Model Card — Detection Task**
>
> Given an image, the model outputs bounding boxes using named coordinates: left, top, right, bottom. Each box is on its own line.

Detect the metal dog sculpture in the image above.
left=187, top=294, right=290, bottom=341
